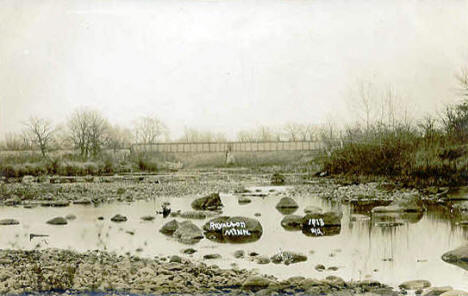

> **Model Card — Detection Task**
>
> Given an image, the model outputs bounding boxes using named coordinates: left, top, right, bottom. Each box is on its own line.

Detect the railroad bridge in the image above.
left=131, top=141, right=332, bottom=154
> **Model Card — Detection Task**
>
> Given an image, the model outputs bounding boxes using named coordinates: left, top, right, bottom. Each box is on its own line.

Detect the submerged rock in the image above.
left=304, top=206, right=323, bottom=214
left=372, top=193, right=424, bottom=213
left=141, top=215, right=155, bottom=221
left=422, top=286, right=453, bottom=296
left=203, top=253, right=221, bottom=260
left=110, top=214, right=127, bottom=223
left=399, top=280, right=431, bottom=290
left=179, top=211, right=207, bottom=219
left=270, top=251, right=307, bottom=265
left=73, top=199, right=92, bottom=205
left=238, top=196, right=252, bottom=204
left=65, top=214, right=76, bottom=220
left=191, top=193, right=223, bottom=211
left=0, top=219, right=19, bottom=225
left=46, top=217, right=68, bottom=225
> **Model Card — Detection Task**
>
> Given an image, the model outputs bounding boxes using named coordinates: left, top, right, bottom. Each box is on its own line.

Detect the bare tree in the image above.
left=456, top=66, right=468, bottom=97
left=23, top=117, right=56, bottom=157
left=2, top=132, right=31, bottom=151
left=68, top=108, right=108, bottom=159
left=104, top=124, right=133, bottom=152
left=134, top=116, right=168, bottom=144
left=179, top=128, right=226, bottom=142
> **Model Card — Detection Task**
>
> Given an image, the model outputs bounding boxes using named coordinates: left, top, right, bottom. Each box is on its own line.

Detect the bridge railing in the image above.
left=130, top=141, right=338, bottom=154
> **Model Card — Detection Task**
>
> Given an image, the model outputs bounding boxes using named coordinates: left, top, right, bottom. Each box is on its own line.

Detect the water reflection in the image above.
left=0, top=186, right=467, bottom=290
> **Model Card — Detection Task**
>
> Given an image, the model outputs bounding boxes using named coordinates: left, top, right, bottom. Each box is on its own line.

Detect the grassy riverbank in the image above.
left=319, top=101, right=468, bottom=188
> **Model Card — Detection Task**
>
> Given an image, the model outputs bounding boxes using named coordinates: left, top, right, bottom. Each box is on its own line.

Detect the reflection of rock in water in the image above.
left=372, top=212, right=423, bottom=224
left=349, top=200, right=392, bottom=214
left=442, top=244, right=468, bottom=271
left=275, top=197, right=299, bottom=215
left=203, top=216, right=263, bottom=244
left=276, top=207, right=298, bottom=215
left=280, top=215, right=303, bottom=231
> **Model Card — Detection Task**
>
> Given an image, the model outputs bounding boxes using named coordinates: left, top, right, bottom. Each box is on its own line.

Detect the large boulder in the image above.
left=191, top=193, right=223, bottom=211
left=302, top=211, right=342, bottom=227
left=270, top=251, right=307, bottom=265
left=203, top=216, right=263, bottom=243
left=173, top=220, right=204, bottom=244
left=301, top=211, right=342, bottom=237
left=281, top=215, right=303, bottom=231
left=372, top=193, right=424, bottom=213
left=160, top=219, right=180, bottom=235
left=441, top=244, right=468, bottom=271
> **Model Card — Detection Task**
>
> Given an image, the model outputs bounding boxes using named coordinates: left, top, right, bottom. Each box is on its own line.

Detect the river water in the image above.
left=0, top=186, right=467, bottom=290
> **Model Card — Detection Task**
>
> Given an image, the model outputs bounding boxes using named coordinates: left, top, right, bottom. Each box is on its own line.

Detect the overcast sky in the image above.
left=1, top=0, right=468, bottom=139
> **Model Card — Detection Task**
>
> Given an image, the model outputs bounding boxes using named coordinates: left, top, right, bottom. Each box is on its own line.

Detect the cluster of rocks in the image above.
left=3, top=248, right=463, bottom=296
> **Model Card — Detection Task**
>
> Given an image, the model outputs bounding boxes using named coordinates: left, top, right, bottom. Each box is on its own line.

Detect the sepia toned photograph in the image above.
left=1, top=0, right=468, bottom=295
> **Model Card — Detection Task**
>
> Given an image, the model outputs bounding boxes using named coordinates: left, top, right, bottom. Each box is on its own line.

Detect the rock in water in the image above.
left=270, top=251, right=307, bottom=265
left=0, top=219, right=19, bottom=225
left=276, top=197, right=299, bottom=209
left=302, top=211, right=342, bottom=227
left=399, top=280, right=431, bottom=290
left=281, top=215, right=303, bottom=231
left=173, top=221, right=204, bottom=244
left=238, top=197, right=251, bottom=204
left=271, top=173, right=285, bottom=185
left=65, top=214, right=76, bottom=220
left=442, top=244, right=468, bottom=271
left=46, top=217, right=68, bottom=225
left=191, top=193, right=223, bottom=211
left=160, top=219, right=180, bottom=235
left=203, top=216, right=263, bottom=243
left=141, top=215, right=155, bottom=221
left=203, top=254, right=221, bottom=260
left=110, top=214, right=127, bottom=223
left=372, top=193, right=424, bottom=213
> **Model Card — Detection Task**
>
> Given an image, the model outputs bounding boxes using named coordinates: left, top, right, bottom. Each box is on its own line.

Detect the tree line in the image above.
left=0, top=108, right=324, bottom=159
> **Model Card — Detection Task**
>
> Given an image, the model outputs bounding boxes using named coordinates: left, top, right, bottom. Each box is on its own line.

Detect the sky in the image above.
left=1, top=0, right=468, bottom=140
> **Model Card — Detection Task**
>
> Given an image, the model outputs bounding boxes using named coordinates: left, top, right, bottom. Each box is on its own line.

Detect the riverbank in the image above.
left=1, top=248, right=465, bottom=296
